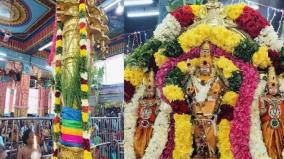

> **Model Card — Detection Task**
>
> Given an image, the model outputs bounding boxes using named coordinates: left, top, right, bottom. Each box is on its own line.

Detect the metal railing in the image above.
left=0, top=116, right=124, bottom=159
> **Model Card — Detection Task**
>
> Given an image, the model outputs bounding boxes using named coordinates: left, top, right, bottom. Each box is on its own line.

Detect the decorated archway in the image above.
left=124, top=0, right=284, bottom=159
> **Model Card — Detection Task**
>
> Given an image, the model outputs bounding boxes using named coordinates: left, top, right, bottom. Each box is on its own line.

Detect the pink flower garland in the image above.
left=211, top=45, right=258, bottom=159
left=159, top=113, right=175, bottom=159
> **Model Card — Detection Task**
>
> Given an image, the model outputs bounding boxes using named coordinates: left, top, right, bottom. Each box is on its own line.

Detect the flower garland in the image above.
left=218, top=119, right=234, bottom=159
left=249, top=75, right=271, bottom=159
left=53, top=14, right=63, bottom=159
left=211, top=45, right=259, bottom=159
left=255, top=26, right=284, bottom=52
left=142, top=102, right=172, bottom=159
left=280, top=78, right=284, bottom=92
left=154, top=49, right=168, bottom=68
left=124, top=86, right=145, bottom=158
left=124, top=66, right=145, bottom=87
left=162, top=85, right=185, bottom=102
left=159, top=114, right=175, bottom=159
left=153, top=14, right=181, bottom=42
left=178, top=24, right=243, bottom=53
left=252, top=46, right=272, bottom=69
left=78, top=1, right=91, bottom=158
left=124, top=85, right=172, bottom=159
left=214, top=56, right=239, bottom=78
left=170, top=5, right=195, bottom=28
left=172, top=114, right=193, bottom=159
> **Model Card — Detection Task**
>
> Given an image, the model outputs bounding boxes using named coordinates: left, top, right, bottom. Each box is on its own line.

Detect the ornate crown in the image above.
left=268, top=66, right=278, bottom=85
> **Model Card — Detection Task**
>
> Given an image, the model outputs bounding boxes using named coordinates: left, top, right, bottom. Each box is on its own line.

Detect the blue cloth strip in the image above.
left=59, top=138, right=83, bottom=148
left=61, top=107, right=82, bottom=121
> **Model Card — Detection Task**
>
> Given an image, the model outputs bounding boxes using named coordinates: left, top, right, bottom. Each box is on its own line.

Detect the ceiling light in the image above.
left=0, top=52, right=7, bottom=57
left=127, top=11, right=159, bottom=18
left=39, top=42, right=52, bottom=51
left=124, top=0, right=153, bottom=6
left=104, top=0, right=121, bottom=11
left=116, top=2, right=124, bottom=15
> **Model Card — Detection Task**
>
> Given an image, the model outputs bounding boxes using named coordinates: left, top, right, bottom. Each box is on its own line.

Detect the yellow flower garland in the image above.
left=191, top=5, right=205, bottom=17
left=222, top=91, right=238, bottom=106
left=173, top=114, right=193, bottom=159
left=163, top=85, right=185, bottom=102
left=214, top=56, right=239, bottom=78
left=225, top=3, right=247, bottom=20
left=178, top=24, right=243, bottom=53
left=177, top=61, right=188, bottom=73
left=252, top=46, right=272, bottom=69
left=124, top=66, right=144, bottom=86
left=54, top=123, right=60, bottom=133
left=210, top=26, right=243, bottom=53
left=81, top=84, right=89, bottom=92
left=217, top=119, right=234, bottom=159
left=82, top=112, right=88, bottom=123
left=55, top=97, right=61, bottom=105
left=83, top=150, right=92, bottom=159
left=154, top=49, right=169, bottom=67
left=179, top=24, right=211, bottom=52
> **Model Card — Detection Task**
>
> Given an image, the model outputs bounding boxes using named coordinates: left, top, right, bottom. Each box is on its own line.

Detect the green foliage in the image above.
left=165, top=67, right=185, bottom=87
left=126, top=38, right=161, bottom=69
left=228, top=71, right=243, bottom=92
left=93, top=67, right=104, bottom=90
left=162, top=39, right=183, bottom=57
left=234, top=38, right=259, bottom=62
left=280, top=47, right=284, bottom=67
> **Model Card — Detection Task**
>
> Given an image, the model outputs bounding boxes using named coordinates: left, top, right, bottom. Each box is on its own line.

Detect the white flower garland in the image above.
left=153, top=14, right=181, bottom=42
left=279, top=79, right=284, bottom=92
left=124, top=85, right=145, bottom=159
left=142, top=101, right=172, bottom=159
left=255, top=26, right=284, bottom=52
left=249, top=75, right=271, bottom=159
left=124, top=85, right=172, bottom=159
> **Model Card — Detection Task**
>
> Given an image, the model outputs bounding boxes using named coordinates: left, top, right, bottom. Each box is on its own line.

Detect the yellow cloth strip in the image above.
left=61, top=126, right=83, bottom=136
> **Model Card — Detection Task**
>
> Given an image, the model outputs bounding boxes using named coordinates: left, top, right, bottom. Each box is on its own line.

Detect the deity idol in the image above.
left=186, top=42, right=226, bottom=158
left=259, top=66, right=284, bottom=159
left=133, top=71, right=161, bottom=159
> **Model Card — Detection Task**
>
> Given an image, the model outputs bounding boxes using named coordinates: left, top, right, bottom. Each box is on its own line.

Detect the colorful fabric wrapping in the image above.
left=61, top=127, right=83, bottom=136
left=60, top=107, right=83, bottom=147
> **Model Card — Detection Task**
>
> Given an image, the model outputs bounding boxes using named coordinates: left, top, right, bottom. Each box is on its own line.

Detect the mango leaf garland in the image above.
left=165, top=67, right=185, bottom=87
left=234, top=39, right=259, bottom=62
left=227, top=71, right=243, bottom=92
left=126, top=38, right=161, bottom=69
left=162, top=39, right=184, bottom=57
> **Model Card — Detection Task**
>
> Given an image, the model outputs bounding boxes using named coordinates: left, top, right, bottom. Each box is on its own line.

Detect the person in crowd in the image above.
left=17, top=129, right=41, bottom=159
left=0, top=145, right=7, bottom=159
left=20, top=121, right=28, bottom=138
left=110, top=131, right=118, bottom=159
left=27, top=121, right=35, bottom=132
left=1, top=121, right=8, bottom=143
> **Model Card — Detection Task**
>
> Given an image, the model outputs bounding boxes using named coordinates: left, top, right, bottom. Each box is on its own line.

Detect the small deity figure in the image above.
left=133, top=71, right=161, bottom=159
left=259, top=66, right=284, bottom=159
left=186, top=42, right=226, bottom=158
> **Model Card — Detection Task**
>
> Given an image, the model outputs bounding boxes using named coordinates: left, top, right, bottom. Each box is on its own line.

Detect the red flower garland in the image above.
left=171, top=5, right=195, bottom=28
left=236, top=6, right=269, bottom=38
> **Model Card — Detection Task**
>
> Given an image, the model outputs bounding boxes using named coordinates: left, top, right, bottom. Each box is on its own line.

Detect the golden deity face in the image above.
left=199, top=42, right=212, bottom=76
left=267, top=67, right=279, bottom=96
left=143, top=71, right=156, bottom=98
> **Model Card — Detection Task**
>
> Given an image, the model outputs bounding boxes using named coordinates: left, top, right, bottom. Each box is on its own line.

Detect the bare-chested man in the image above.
left=17, top=129, right=41, bottom=159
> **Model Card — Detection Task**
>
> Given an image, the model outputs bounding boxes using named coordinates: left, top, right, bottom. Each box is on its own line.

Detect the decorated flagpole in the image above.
left=53, top=0, right=109, bottom=158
